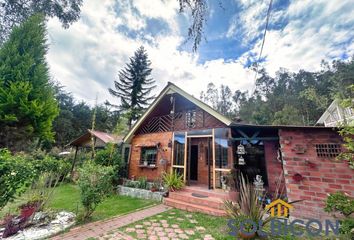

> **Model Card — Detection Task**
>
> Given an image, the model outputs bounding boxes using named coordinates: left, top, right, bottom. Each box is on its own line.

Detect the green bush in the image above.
left=325, top=192, right=354, bottom=235
left=78, top=161, right=114, bottom=219
left=0, top=149, right=36, bottom=210
left=163, top=171, right=184, bottom=192
left=94, top=144, right=126, bottom=183
left=325, top=192, right=354, bottom=217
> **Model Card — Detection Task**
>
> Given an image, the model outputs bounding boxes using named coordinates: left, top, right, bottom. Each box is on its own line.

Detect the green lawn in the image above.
left=0, top=183, right=158, bottom=223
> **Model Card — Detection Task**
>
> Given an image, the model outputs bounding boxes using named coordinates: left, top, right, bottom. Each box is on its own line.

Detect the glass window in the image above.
left=186, top=110, right=196, bottom=128
left=173, top=132, right=185, bottom=166
left=140, top=147, right=157, bottom=165
left=187, top=129, right=212, bottom=136
left=214, top=128, right=230, bottom=168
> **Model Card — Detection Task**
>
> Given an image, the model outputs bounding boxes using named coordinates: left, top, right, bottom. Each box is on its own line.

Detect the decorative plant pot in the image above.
left=143, top=161, right=148, bottom=166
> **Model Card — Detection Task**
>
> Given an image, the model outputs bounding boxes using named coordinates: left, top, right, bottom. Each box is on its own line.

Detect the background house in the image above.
left=316, top=99, right=354, bottom=127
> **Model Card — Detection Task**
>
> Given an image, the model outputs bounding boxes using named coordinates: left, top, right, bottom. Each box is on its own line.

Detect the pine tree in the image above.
left=109, top=46, right=156, bottom=128
left=0, top=14, right=59, bottom=151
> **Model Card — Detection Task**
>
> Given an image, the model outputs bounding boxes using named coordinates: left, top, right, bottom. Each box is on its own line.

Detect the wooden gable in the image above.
left=135, top=93, right=226, bottom=135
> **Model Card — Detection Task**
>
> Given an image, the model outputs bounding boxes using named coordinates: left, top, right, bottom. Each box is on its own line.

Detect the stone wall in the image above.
left=279, top=128, right=354, bottom=221
left=118, top=186, right=163, bottom=201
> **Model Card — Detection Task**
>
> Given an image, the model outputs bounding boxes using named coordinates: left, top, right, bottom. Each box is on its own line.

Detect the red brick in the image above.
left=328, top=184, right=342, bottom=189
left=322, top=178, right=335, bottom=183
left=336, top=179, right=350, bottom=184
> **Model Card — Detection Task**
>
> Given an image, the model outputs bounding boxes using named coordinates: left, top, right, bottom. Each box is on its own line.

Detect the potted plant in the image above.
left=162, top=171, right=184, bottom=192
left=150, top=178, right=161, bottom=192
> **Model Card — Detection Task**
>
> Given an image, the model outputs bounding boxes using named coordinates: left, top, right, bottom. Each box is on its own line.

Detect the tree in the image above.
left=0, top=14, right=59, bottom=151
left=217, top=85, right=233, bottom=117
left=200, top=83, right=218, bottom=109
left=108, top=46, right=156, bottom=129
left=0, top=0, right=83, bottom=44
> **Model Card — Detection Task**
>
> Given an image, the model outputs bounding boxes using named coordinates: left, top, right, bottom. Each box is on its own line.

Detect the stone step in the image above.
left=168, top=191, right=225, bottom=210
left=163, top=197, right=226, bottom=216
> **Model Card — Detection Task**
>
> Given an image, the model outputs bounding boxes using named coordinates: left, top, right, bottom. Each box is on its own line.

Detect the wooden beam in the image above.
left=230, top=137, right=279, bottom=141
left=183, top=132, right=187, bottom=182
left=212, top=128, right=216, bottom=190
left=170, top=133, right=175, bottom=173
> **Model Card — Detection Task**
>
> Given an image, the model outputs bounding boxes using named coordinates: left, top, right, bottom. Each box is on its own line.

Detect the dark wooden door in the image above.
left=190, top=145, right=198, bottom=181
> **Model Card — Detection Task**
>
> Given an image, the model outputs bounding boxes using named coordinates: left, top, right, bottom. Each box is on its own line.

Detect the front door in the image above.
left=190, top=145, right=198, bottom=181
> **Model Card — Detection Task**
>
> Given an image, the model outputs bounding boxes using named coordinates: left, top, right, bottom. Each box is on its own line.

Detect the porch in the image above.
left=163, top=185, right=231, bottom=216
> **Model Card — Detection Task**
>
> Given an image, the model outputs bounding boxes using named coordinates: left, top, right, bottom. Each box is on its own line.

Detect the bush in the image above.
left=78, top=161, right=114, bottom=219
left=0, top=149, right=36, bottom=210
left=325, top=192, right=354, bottom=235
left=94, top=144, right=126, bottom=183
left=163, top=171, right=184, bottom=192
left=325, top=192, right=354, bottom=217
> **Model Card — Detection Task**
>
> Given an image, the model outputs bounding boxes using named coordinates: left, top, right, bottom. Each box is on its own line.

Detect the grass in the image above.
left=0, top=183, right=158, bottom=223
left=119, top=209, right=351, bottom=240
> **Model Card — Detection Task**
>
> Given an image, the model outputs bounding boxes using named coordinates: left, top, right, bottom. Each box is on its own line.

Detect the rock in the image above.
left=1, top=211, right=76, bottom=240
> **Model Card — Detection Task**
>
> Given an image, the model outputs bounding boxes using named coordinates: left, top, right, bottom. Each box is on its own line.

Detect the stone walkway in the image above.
left=51, top=204, right=171, bottom=240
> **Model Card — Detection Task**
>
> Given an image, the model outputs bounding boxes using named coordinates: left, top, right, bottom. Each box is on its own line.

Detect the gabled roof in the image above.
left=68, top=129, right=123, bottom=147
left=316, top=99, right=339, bottom=125
left=123, top=82, right=233, bottom=143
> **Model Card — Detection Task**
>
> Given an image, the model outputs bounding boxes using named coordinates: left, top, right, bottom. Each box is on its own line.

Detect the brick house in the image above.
left=123, top=82, right=354, bottom=219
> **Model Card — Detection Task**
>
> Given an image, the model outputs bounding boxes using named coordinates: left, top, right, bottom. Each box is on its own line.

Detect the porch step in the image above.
left=183, top=186, right=232, bottom=200
left=168, top=191, right=225, bottom=210
left=163, top=197, right=226, bottom=216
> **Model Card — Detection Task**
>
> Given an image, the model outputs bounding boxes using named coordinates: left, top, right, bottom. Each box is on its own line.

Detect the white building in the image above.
left=316, top=99, right=354, bottom=127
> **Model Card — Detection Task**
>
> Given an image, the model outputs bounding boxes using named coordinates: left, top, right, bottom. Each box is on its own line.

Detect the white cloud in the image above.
left=46, top=0, right=354, bottom=108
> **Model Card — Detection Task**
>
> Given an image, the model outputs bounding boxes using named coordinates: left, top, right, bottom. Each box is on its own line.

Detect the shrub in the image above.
left=94, top=144, right=126, bottom=183
left=78, top=161, right=114, bottom=219
left=325, top=192, right=354, bottom=217
left=162, top=171, right=184, bottom=192
left=0, top=149, right=36, bottom=210
left=325, top=192, right=354, bottom=235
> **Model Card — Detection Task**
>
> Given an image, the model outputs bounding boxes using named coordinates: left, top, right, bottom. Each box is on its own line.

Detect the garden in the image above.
left=0, top=146, right=158, bottom=239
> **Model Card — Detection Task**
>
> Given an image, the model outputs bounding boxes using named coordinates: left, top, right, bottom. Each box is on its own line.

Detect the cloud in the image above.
left=46, top=0, right=354, bottom=108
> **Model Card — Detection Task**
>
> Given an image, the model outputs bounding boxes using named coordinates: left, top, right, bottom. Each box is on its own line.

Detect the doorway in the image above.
left=190, top=145, right=198, bottom=181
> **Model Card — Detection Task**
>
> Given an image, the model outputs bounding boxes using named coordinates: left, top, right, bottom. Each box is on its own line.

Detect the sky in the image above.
left=46, top=0, right=354, bottom=106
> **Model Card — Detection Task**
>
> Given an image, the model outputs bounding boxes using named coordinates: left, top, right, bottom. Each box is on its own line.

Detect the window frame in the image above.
left=140, top=147, right=158, bottom=165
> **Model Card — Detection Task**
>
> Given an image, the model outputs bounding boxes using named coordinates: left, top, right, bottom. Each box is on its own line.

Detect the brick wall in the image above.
left=129, top=132, right=173, bottom=181
left=264, top=141, right=285, bottom=193
left=279, top=128, right=354, bottom=221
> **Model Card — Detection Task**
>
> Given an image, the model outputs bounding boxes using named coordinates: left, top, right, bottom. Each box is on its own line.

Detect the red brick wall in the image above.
left=279, top=128, right=354, bottom=221
left=129, top=132, right=173, bottom=181
left=264, top=141, right=285, bottom=193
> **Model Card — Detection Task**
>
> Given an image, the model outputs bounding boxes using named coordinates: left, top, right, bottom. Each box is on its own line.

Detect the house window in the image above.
left=186, top=110, right=196, bottom=128
left=140, top=147, right=157, bottom=165
left=315, top=144, right=341, bottom=158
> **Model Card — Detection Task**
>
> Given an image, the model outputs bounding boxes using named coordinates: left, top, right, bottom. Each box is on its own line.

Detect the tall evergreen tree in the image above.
left=108, top=46, right=155, bottom=129
left=0, top=14, right=58, bottom=151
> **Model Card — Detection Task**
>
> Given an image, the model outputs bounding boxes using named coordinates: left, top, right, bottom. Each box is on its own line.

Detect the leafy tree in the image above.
left=200, top=82, right=218, bottom=110
left=108, top=46, right=156, bottom=129
left=0, top=0, right=83, bottom=44
left=0, top=14, right=59, bottom=151
left=217, top=85, right=233, bottom=117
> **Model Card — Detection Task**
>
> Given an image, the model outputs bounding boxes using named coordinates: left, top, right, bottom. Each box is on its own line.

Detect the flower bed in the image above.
left=0, top=211, right=75, bottom=240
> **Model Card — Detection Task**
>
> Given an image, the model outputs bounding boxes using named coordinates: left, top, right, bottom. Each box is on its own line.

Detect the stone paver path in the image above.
left=51, top=204, right=170, bottom=240
left=112, top=210, right=216, bottom=240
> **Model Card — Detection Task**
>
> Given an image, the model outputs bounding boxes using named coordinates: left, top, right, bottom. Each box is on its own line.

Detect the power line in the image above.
left=251, top=0, right=273, bottom=95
